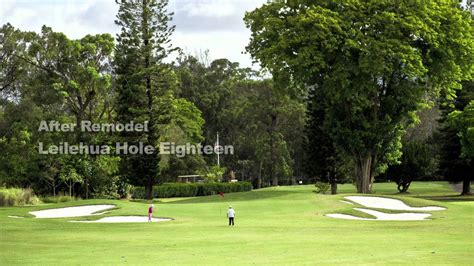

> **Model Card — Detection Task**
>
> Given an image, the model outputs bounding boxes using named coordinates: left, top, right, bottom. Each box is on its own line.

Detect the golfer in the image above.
left=227, top=206, right=235, bottom=226
left=148, top=204, right=154, bottom=222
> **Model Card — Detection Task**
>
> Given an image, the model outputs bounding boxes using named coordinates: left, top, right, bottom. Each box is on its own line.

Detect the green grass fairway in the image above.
left=1, top=182, right=473, bottom=265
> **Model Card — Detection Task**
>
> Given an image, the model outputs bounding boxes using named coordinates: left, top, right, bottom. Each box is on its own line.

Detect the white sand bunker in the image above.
left=327, top=196, right=445, bottom=221
left=345, top=196, right=445, bottom=211
left=72, top=216, right=173, bottom=223
left=8, top=215, right=24, bottom=218
left=327, top=208, right=432, bottom=221
left=29, top=205, right=115, bottom=218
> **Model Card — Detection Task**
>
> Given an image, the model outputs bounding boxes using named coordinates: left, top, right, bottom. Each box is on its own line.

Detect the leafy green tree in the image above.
left=304, top=87, right=338, bottom=193
left=447, top=100, right=474, bottom=195
left=155, top=91, right=206, bottom=181
left=198, top=165, right=226, bottom=183
left=115, top=0, right=204, bottom=199
left=115, top=0, right=175, bottom=199
left=0, top=23, right=27, bottom=97
left=59, top=163, right=83, bottom=197
left=220, top=78, right=304, bottom=187
left=386, top=140, right=437, bottom=193
left=245, top=0, right=474, bottom=193
left=23, top=27, right=115, bottom=198
left=176, top=55, right=307, bottom=187
left=88, top=156, right=121, bottom=198
left=436, top=82, right=474, bottom=195
left=24, top=26, right=114, bottom=142
left=449, top=101, right=474, bottom=161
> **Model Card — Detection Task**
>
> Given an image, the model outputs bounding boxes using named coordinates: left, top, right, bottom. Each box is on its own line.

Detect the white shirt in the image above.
left=227, top=208, right=235, bottom=218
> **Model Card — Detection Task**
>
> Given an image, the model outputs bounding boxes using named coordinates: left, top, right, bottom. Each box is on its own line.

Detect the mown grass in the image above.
left=0, top=181, right=472, bottom=265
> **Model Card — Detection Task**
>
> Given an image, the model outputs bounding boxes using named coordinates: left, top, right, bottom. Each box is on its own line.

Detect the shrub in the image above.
left=0, top=187, right=41, bottom=206
left=198, top=166, right=226, bottom=183
left=132, top=182, right=253, bottom=199
left=314, top=182, right=330, bottom=194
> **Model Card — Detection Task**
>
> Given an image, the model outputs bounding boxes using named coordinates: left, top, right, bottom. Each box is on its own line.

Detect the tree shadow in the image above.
left=416, top=195, right=474, bottom=202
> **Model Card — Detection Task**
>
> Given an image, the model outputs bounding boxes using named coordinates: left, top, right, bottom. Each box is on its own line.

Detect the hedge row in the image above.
left=132, top=182, right=252, bottom=199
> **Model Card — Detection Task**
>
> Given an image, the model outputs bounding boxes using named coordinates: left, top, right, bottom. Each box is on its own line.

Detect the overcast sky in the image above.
left=0, top=0, right=267, bottom=68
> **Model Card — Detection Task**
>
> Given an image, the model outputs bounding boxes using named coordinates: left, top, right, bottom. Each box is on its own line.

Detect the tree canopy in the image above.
left=245, top=0, right=474, bottom=193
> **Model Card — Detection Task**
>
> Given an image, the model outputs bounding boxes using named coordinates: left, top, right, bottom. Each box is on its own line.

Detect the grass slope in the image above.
left=0, top=182, right=473, bottom=265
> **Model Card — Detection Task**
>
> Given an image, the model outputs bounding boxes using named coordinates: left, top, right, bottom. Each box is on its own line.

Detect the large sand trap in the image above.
left=72, top=216, right=173, bottom=223
left=354, top=208, right=432, bottom=220
left=327, top=196, right=445, bottom=221
left=345, top=196, right=445, bottom=211
left=326, top=208, right=432, bottom=221
left=29, top=205, right=115, bottom=218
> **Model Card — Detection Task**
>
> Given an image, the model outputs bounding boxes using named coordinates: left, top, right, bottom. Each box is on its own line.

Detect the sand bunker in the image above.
left=327, top=196, right=445, bottom=221
left=344, top=196, right=445, bottom=211
left=8, top=215, right=24, bottom=218
left=29, top=205, right=115, bottom=218
left=72, top=216, right=173, bottom=223
left=327, top=208, right=432, bottom=221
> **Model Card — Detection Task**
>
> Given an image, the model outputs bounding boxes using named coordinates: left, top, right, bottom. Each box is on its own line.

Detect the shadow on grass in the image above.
left=129, top=199, right=163, bottom=204
left=416, top=195, right=474, bottom=202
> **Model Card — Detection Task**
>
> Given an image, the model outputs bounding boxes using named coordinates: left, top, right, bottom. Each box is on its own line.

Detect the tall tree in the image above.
left=115, top=0, right=202, bottom=199
left=175, top=56, right=306, bottom=187
left=25, top=27, right=115, bottom=198
left=245, top=0, right=474, bottom=193
left=437, top=82, right=474, bottom=195
left=0, top=23, right=27, bottom=98
left=305, top=87, right=338, bottom=194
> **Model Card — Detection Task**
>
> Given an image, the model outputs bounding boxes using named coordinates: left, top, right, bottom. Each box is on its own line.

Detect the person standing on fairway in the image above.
left=227, top=206, right=235, bottom=226
left=148, top=204, right=154, bottom=222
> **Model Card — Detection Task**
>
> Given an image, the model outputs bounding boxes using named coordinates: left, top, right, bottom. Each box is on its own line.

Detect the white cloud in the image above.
left=0, top=0, right=266, bottom=68
left=173, top=0, right=236, bottom=17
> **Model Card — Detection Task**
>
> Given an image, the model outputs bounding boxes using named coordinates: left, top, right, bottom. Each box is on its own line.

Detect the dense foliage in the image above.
left=131, top=182, right=252, bottom=198
left=245, top=0, right=474, bottom=193
left=0, top=0, right=472, bottom=198
left=435, top=82, right=474, bottom=195
left=385, top=140, right=437, bottom=192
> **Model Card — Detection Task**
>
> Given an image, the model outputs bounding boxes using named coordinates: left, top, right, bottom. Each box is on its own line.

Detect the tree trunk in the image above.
left=257, top=160, right=263, bottom=189
left=85, top=177, right=89, bottom=199
left=355, top=155, right=373, bottom=194
left=270, top=113, right=277, bottom=186
left=330, top=166, right=337, bottom=194
left=291, top=176, right=296, bottom=185
left=52, top=179, right=56, bottom=197
left=330, top=180, right=337, bottom=195
left=75, top=111, right=88, bottom=199
left=145, top=180, right=153, bottom=200
left=461, top=178, right=472, bottom=195
left=143, top=8, right=156, bottom=201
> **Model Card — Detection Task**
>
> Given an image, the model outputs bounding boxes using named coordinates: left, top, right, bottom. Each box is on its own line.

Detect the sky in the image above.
left=0, top=0, right=267, bottom=68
